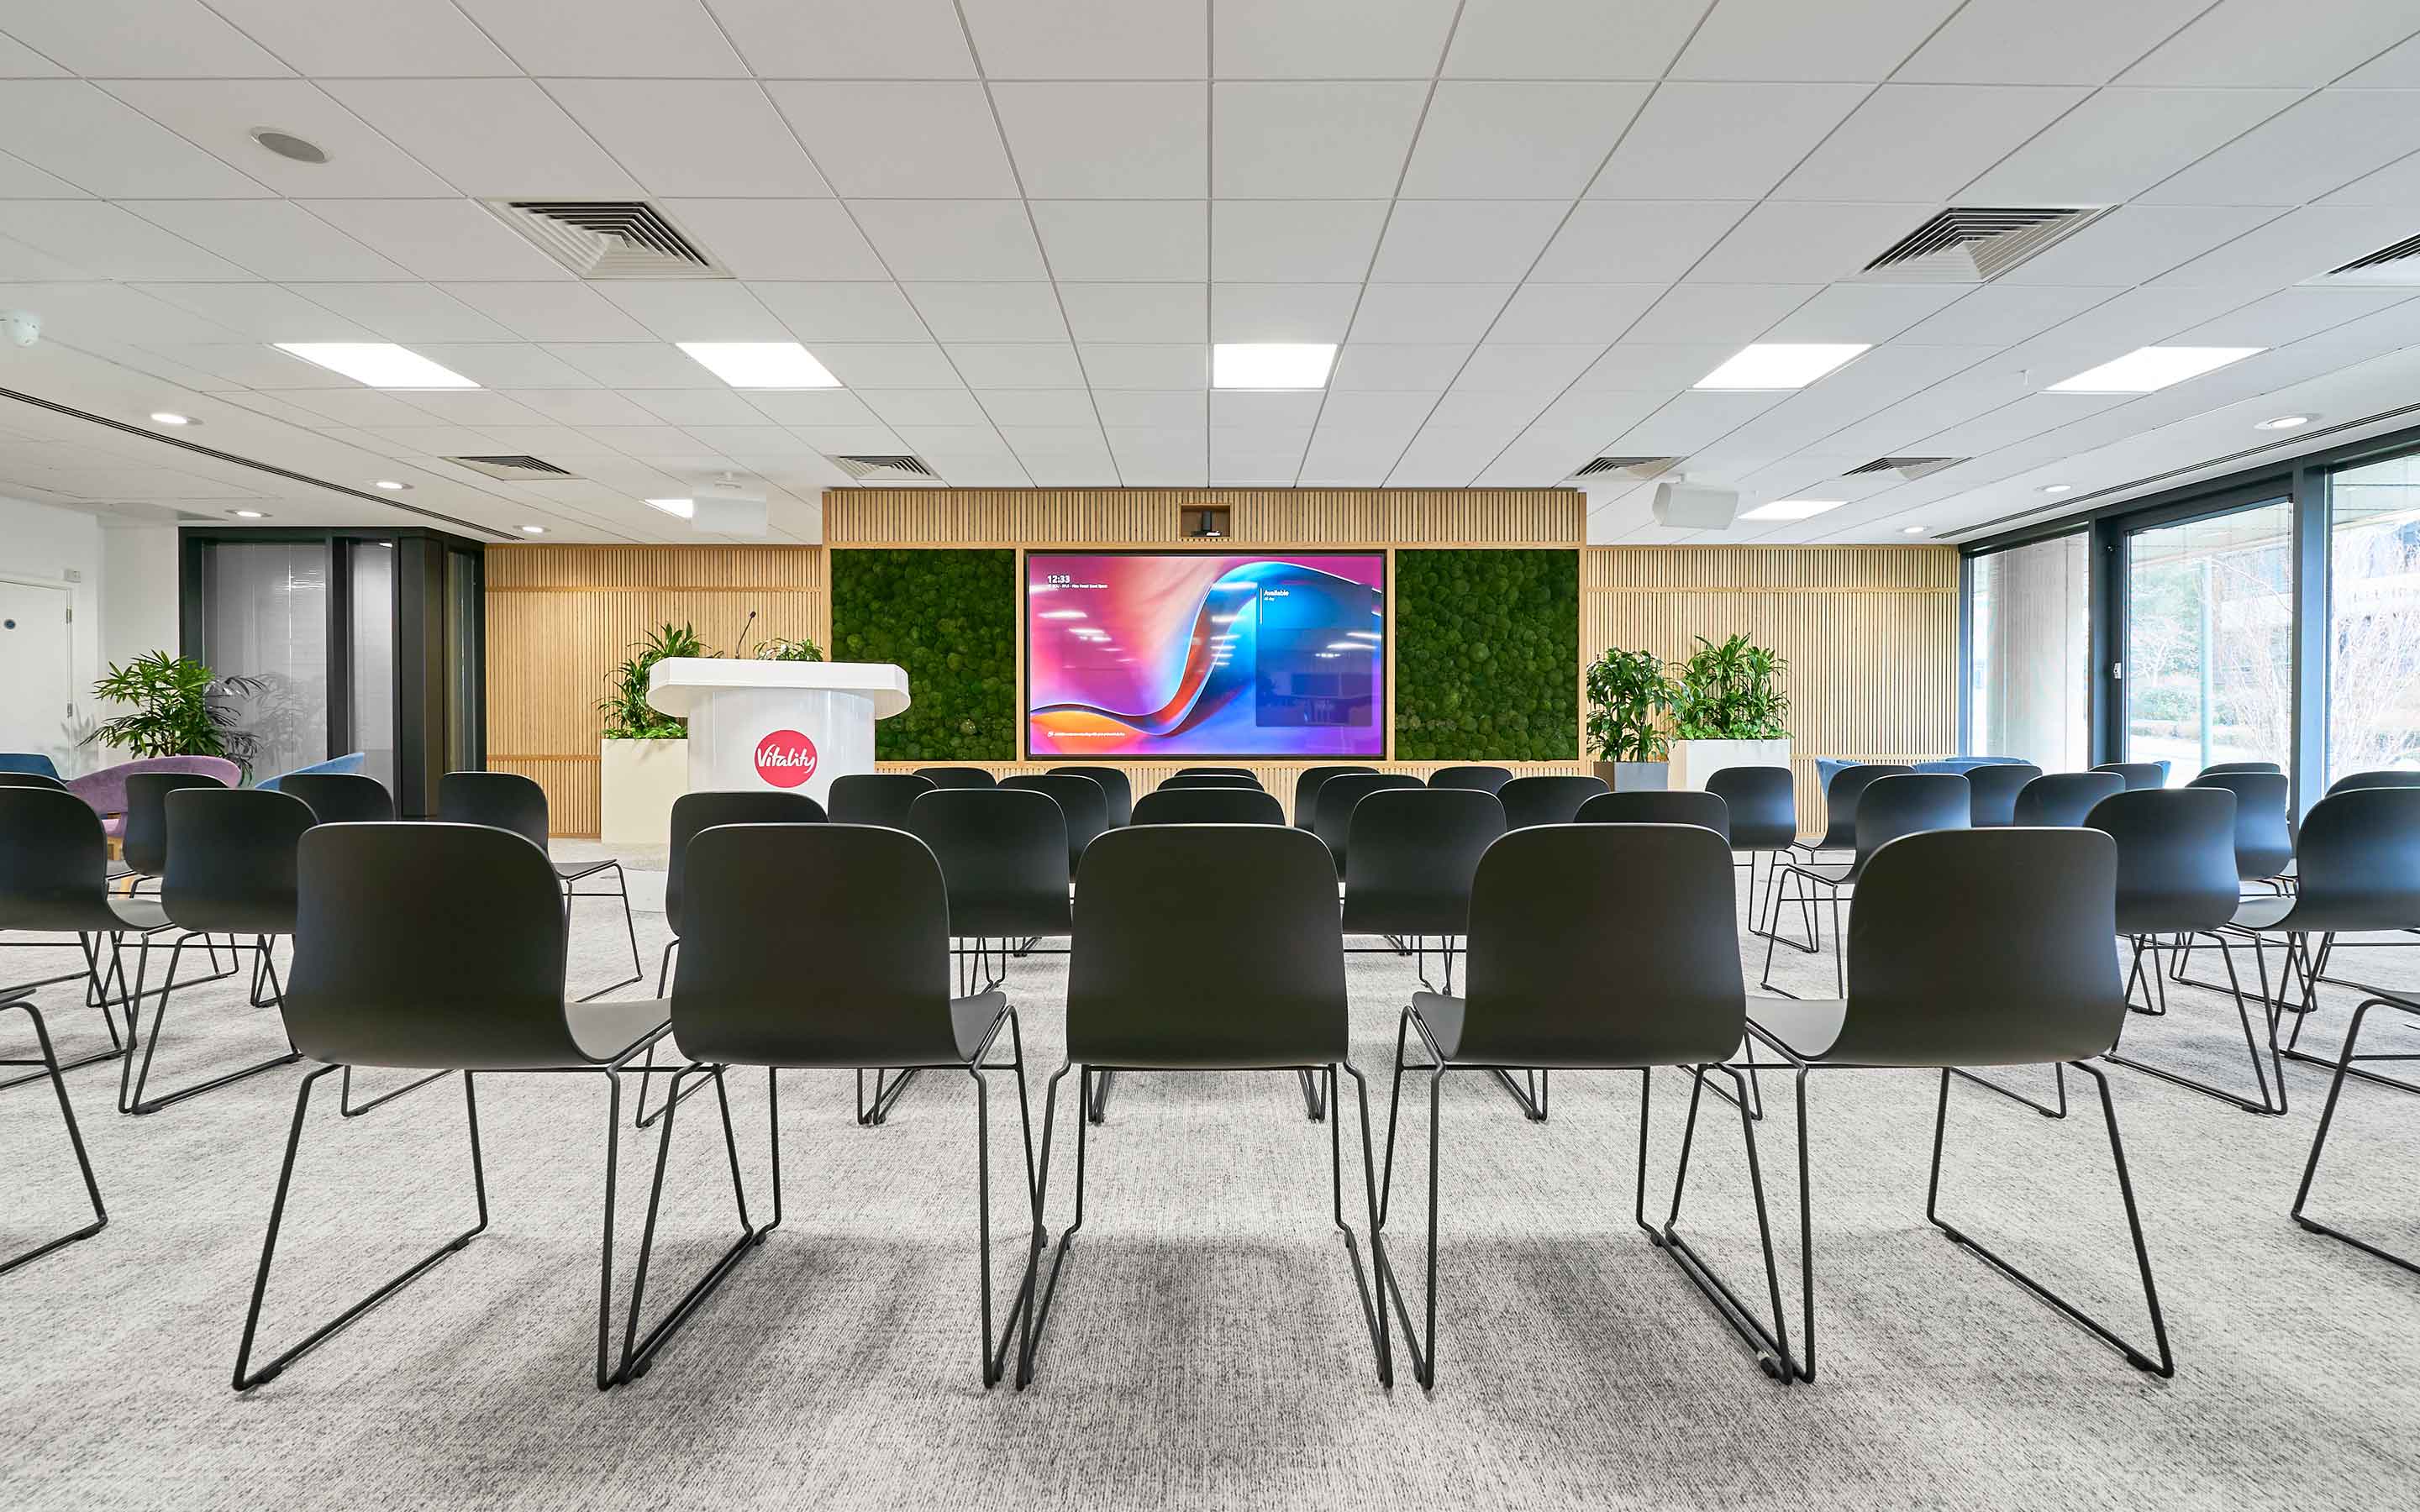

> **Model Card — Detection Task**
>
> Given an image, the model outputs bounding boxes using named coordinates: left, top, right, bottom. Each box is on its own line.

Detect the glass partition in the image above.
left=198, top=541, right=329, bottom=782
left=2123, top=501, right=2293, bottom=784
left=1967, top=533, right=2091, bottom=769
left=2327, top=454, right=2420, bottom=782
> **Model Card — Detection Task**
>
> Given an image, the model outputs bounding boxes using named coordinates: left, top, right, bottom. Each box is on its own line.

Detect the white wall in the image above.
left=0, top=493, right=105, bottom=771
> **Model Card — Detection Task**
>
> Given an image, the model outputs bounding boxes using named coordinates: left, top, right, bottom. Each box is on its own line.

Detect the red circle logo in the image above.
left=753, top=728, right=818, bottom=788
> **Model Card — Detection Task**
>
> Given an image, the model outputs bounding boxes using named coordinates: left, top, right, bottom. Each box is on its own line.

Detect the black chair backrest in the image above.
left=1835, top=828, right=2124, bottom=1066
left=0, top=770, right=66, bottom=790
left=1313, top=771, right=1424, bottom=872
left=666, top=790, right=826, bottom=936
left=1428, top=764, right=1513, bottom=795
left=674, top=824, right=967, bottom=1068
left=123, top=770, right=229, bottom=874
left=285, top=823, right=574, bottom=1070
left=161, top=787, right=316, bottom=935
left=1814, top=764, right=1914, bottom=848
left=2011, top=770, right=2125, bottom=828
left=438, top=769, right=551, bottom=850
left=1130, top=785, right=1286, bottom=826
left=914, top=767, right=997, bottom=790
left=1292, top=764, right=1376, bottom=829
left=1340, top=789, right=1504, bottom=937
left=1961, top=762, right=2042, bottom=827
left=999, top=773, right=1111, bottom=877
left=1174, top=767, right=1255, bottom=780
left=1497, top=774, right=1609, bottom=831
left=1069, top=825, right=1345, bottom=1068
left=2329, top=769, right=2420, bottom=794
left=0, top=787, right=115, bottom=932
left=1457, top=824, right=1744, bottom=1068
left=1158, top=773, right=1260, bottom=790
left=1849, top=774, right=1970, bottom=879
left=2201, top=760, right=2282, bottom=776
left=826, top=772, right=936, bottom=830
left=908, top=789, right=1072, bottom=938
left=2094, top=761, right=2169, bottom=791
left=1575, top=789, right=1730, bottom=843
left=1704, top=765, right=1795, bottom=851
left=2277, top=788, right=2420, bottom=933
left=280, top=771, right=397, bottom=825
left=2185, top=771, right=2295, bottom=882
left=2086, top=787, right=2242, bottom=937
left=1048, top=766, right=1131, bottom=827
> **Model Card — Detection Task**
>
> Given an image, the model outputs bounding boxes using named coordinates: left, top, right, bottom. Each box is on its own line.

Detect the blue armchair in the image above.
left=255, top=751, right=366, bottom=791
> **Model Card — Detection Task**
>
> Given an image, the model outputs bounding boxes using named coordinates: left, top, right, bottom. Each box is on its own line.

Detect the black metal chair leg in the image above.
left=2291, top=997, right=2420, bottom=1278
left=1486, top=1066, right=1549, bottom=1121
left=1925, top=1062, right=2175, bottom=1378
left=1018, top=1063, right=1087, bottom=1389
left=119, top=932, right=302, bottom=1116
left=566, top=864, right=645, bottom=1004
left=857, top=1066, right=923, bottom=1125
left=339, top=1064, right=453, bottom=1118
left=1948, top=1061, right=2069, bottom=1120
left=0, top=936, right=129, bottom=1093
left=1333, top=1063, right=1391, bottom=1387
left=0, top=998, right=108, bottom=1276
left=615, top=1064, right=767, bottom=1385
left=1650, top=1065, right=1791, bottom=1382
left=2105, top=930, right=2286, bottom=1116
left=1375, top=1049, right=1445, bottom=1389
left=1085, top=1066, right=1115, bottom=1125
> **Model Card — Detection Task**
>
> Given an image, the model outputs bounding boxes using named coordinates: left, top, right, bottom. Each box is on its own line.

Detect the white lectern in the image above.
left=647, top=659, right=910, bottom=809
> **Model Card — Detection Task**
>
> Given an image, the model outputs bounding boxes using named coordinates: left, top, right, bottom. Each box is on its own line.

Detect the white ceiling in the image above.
left=0, top=0, right=2418, bottom=545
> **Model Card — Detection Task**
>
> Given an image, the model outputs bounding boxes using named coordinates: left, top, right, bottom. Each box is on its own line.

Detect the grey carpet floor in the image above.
left=4, top=849, right=2418, bottom=1511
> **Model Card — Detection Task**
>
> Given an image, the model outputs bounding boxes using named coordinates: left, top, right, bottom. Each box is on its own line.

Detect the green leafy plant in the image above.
left=1586, top=645, right=1676, bottom=760
left=751, top=635, right=824, bottom=663
left=84, top=651, right=266, bottom=773
left=1669, top=632, right=1791, bottom=741
left=1396, top=549, right=1579, bottom=761
left=832, top=548, right=1016, bottom=760
left=599, top=622, right=712, bottom=740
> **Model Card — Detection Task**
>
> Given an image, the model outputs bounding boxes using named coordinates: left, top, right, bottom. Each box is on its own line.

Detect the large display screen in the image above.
left=1026, top=551, right=1386, bottom=759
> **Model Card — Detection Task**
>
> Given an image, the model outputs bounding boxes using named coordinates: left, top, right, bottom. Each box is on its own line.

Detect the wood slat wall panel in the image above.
left=826, top=488, right=1581, bottom=547
left=1583, top=545, right=1958, bottom=831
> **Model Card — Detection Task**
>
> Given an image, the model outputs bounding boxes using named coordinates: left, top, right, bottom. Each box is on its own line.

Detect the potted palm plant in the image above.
left=598, top=622, right=709, bottom=844
left=1586, top=645, right=1676, bottom=791
left=85, top=651, right=266, bottom=774
left=1666, top=633, right=1792, bottom=791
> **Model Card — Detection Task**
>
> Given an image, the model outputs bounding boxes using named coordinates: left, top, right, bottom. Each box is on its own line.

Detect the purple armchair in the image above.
left=67, top=756, right=240, bottom=837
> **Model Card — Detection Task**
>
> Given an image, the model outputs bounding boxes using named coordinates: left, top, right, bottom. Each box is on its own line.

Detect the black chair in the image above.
left=2094, top=761, right=2170, bottom=791
left=0, top=771, right=66, bottom=790
left=1764, top=774, right=1969, bottom=997
left=1047, top=766, right=1132, bottom=827
left=1292, top=764, right=1376, bottom=829
left=908, top=787, right=1071, bottom=1009
left=1129, top=786, right=1284, bottom=827
left=1707, top=766, right=1797, bottom=938
left=1791, top=764, right=1914, bottom=864
left=1576, top=789, right=1728, bottom=840
left=2012, top=770, right=2125, bottom=827
left=616, top=822, right=1033, bottom=1389
left=1381, top=824, right=1787, bottom=1389
left=2087, top=787, right=2281, bottom=1116
left=1016, top=823, right=1388, bottom=1389
left=1428, top=765, right=1512, bottom=794
left=1313, top=771, right=1424, bottom=876
left=915, top=767, right=997, bottom=790
left=1000, top=774, right=1110, bottom=879
left=1715, top=827, right=2170, bottom=1382
left=278, top=772, right=396, bottom=825
left=439, top=770, right=640, bottom=1000
left=1496, top=774, right=1608, bottom=831
left=1156, top=773, right=1260, bottom=790
left=1173, top=766, right=1255, bottom=780
left=2186, top=770, right=2296, bottom=885
left=233, top=822, right=688, bottom=1393
left=1964, top=762, right=2042, bottom=827
left=119, top=788, right=315, bottom=1115
left=1341, top=789, right=1504, bottom=995
left=2328, top=769, right=2420, bottom=793
left=2202, top=760, right=2283, bottom=776
left=2, top=989, right=107, bottom=1277
left=122, top=770, right=228, bottom=885
left=828, top=771, right=936, bottom=829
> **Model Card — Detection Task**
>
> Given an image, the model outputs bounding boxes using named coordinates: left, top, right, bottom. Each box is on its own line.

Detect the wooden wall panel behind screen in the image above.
left=1584, top=545, right=1959, bottom=831
left=485, top=544, right=829, bottom=837
left=824, top=488, right=1581, bottom=548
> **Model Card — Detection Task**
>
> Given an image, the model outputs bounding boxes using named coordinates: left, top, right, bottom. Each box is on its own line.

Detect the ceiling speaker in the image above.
left=1650, top=480, right=1739, bottom=530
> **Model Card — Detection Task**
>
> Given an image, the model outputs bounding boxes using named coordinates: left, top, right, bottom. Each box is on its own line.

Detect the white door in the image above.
left=0, top=578, right=76, bottom=771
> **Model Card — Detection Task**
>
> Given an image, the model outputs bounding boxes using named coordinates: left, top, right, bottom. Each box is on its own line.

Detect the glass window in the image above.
left=2328, top=453, right=2420, bottom=782
left=1967, top=533, right=2091, bottom=769
left=2123, top=501, right=2293, bottom=785
left=347, top=541, right=397, bottom=791
left=199, top=541, right=329, bottom=781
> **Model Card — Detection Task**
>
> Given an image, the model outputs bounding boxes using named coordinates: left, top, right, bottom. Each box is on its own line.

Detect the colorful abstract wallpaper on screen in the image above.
left=1026, top=552, right=1386, bottom=759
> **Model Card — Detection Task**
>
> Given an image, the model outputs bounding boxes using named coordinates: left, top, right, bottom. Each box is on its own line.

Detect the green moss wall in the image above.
left=1393, top=548, right=1580, bottom=761
left=830, top=548, right=1018, bottom=761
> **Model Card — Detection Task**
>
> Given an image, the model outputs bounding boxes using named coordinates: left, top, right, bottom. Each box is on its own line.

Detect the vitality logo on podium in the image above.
left=753, top=728, right=818, bottom=788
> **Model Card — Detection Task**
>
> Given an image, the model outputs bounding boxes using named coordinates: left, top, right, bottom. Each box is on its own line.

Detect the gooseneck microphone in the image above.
left=739, top=608, right=758, bottom=656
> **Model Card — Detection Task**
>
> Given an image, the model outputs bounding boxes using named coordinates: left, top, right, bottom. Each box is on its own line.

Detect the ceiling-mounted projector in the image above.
left=692, top=475, right=767, bottom=538
left=1650, top=479, right=1739, bottom=530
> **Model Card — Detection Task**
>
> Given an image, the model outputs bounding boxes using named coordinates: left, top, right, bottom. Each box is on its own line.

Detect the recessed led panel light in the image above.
left=372, top=479, right=408, bottom=491
left=233, top=509, right=266, bottom=518
left=273, top=343, right=479, bottom=389
left=676, top=342, right=839, bottom=389
left=2256, top=414, right=2313, bottom=430
left=2047, top=346, right=2263, bottom=393
left=1739, top=499, right=1845, bottom=522
left=644, top=497, right=696, bottom=519
left=2039, top=483, right=2074, bottom=495
left=1901, top=524, right=1930, bottom=535
left=1693, top=344, right=1869, bottom=391
left=519, top=524, right=546, bottom=534
left=150, top=412, right=191, bottom=425
left=1213, top=343, right=1336, bottom=390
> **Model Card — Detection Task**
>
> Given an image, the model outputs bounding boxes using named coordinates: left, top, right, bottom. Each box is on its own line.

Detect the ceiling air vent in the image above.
left=2308, top=233, right=2420, bottom=286
left=481, top=201, right=726, bottom=280
left=1844, top=456, right=1965, bottom=481
left=1570, top=455, right=1681, bottom=480
left=448, top=454, right=577, bottom=480
left=829, top=454, right=937, bottom=482
left=1856, top=207, right=2107, bottom=283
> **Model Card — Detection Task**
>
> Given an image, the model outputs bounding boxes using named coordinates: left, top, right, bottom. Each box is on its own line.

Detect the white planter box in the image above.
left=1669, top=738, right=1792, bottom=792
left=600, top=738, right=687, bottom=845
